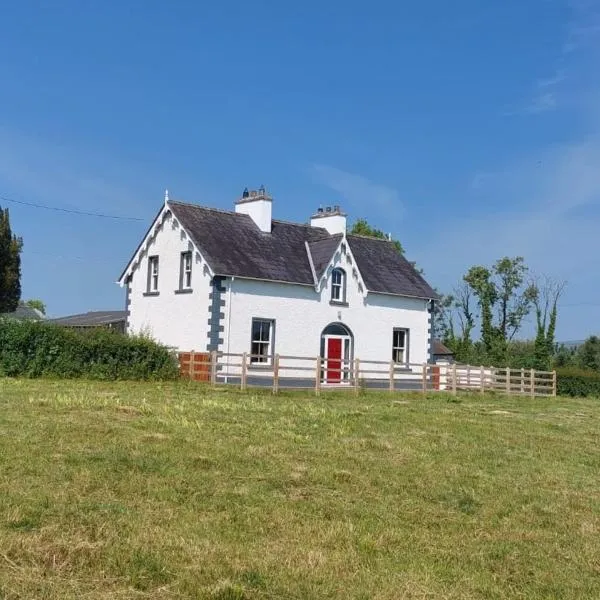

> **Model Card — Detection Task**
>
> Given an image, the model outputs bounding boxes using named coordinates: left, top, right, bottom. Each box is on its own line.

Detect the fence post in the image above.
left=520, top=368, right=525, bottom=395
left=505, top=367, right=511, bottom=396
left=452, top=363, right=457, bottom=396
left=530, top=368, right=535, bottom=398
left=466, top=364, right=471, bottom=390
left=273, top=354, right=280, bottom=394
left=480, top=365, right=485, bottom=395
left=210, top=350, right=218, bottom=386
left=241, top=353, right=247, bottom=391
left=188, top=350, right=195, bottom=380
left=552, top=370, right=557, bottom=397
left=354, top=358, right=360, bottom=395
left=422, top=363, right=427, bottom=395
left=389, top=360, right=395, bottom=393
left=315, top=357, right=321, bottom=396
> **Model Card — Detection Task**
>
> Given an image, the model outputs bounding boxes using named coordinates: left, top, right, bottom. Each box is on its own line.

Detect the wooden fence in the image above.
left=178, top=352, right=557, bottom=397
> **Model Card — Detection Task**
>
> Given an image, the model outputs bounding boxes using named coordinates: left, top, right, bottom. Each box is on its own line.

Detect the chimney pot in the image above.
left=309, top=204, right=347, bottom=234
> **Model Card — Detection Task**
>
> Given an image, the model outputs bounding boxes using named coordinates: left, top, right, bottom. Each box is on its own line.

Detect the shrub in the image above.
left=0, top=319, right=179, bottom=380
left=556, top=367, right=600, bottom=398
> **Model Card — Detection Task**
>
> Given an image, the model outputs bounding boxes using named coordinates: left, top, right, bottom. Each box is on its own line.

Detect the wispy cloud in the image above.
left=420, top=129, right=600, bottom=340
left=311, top=164, right=403, bottom=218
left=510, top=0, right=600, bottom=115
left=0, top=128, right=153, bottom=217
left=419, top=1, right=600, bottom=339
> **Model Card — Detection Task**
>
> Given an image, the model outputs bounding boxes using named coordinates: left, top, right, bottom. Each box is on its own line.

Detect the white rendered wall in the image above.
left=126, top=211, right=212, bottom=350
left=222, top=246, right=430, bottom=377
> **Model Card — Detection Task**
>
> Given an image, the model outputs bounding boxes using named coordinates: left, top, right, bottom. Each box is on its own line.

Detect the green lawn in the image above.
left=0, top=380, right=599, bottom=599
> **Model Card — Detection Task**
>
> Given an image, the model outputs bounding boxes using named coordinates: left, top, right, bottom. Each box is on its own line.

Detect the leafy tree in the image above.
left=554, top=344, right=576, bottom=369
left=25, top=299, right=46, bottom=315
left=576, top=336, right=600, bottom=371
left=463, top=257, right=536, bottom=363
left=350, top=218, right=404, bottom=255
left=463, top=265, right=500, bottom=357
left=0, top=207, right=23, bottom=313
left=438, top=283, right=477, bottom=362
left=530, top=276, right=565, bottom=370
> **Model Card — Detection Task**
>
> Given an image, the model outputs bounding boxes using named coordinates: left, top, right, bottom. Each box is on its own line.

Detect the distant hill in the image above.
left=558, top=340, right=586, bottom=349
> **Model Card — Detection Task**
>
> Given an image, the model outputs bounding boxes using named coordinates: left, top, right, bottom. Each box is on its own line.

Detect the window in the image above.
left=147, top=256, right=159, bottom=292
left=180, top=251, right=193, bottom=289
left=251, top=318, right=274, bottom=364
left=331, top=268, right=346, bottom=303
left=392, top=328, right=409, bottom=364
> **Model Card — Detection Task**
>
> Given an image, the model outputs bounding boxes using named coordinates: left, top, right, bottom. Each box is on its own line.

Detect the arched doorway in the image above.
left=320, top=323, right=353, bottom=384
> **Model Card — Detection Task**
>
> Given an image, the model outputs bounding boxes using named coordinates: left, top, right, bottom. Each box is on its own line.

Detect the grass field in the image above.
left=0, top=380, right=599, bottom=599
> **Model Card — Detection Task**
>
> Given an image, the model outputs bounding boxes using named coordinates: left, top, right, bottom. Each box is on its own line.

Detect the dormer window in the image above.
left=331, top=268, right=346, bottom=304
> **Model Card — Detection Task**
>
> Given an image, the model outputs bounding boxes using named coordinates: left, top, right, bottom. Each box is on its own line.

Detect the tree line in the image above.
left=350, top=219, right=600, bottom=373
left=434, top=257, right=568, bottom=370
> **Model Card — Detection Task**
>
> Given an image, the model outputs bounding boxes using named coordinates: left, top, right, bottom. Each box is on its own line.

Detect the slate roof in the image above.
left=169, top=201, right=332, bottom=285
left=151, top=201, right=437, bottom=299
left=48, top=311, right=126, bottom=327
left=307, top=235, right=343, bottom=279
left=346, top=235, right=437, bottom=298
left=432, top=339, right=454, bottom=357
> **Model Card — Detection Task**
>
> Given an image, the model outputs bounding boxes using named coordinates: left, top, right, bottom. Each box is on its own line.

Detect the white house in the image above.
left=118, top=187, right=437, bottom=383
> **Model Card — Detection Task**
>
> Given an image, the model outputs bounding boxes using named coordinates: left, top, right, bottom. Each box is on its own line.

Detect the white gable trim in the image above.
left=117, top=202, right=214, bottom=286
left=316, top=236, right=367, bottom=296
left=304, top=241, right=318, bottom=287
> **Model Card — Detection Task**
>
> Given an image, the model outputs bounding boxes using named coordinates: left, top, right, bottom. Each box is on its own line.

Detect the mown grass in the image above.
left=0, top=379, right=599, bottom=599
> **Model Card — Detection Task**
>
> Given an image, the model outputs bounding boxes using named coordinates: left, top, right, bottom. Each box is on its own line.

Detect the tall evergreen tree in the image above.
left=0, top=207, right=23, bottom=313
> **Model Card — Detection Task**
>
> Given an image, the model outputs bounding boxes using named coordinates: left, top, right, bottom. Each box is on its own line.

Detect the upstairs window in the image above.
left=331, top=268, right=346, bottom=303
left=180, top=251, right=193, bottom=289
left=392, top=328, right=409, bottom=364
left=251, top=318, right=274, bottom=364
left=147, top=256, right=159, bottom=293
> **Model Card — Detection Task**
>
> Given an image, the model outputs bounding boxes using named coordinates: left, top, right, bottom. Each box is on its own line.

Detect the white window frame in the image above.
left=250, top=318, right=274, bottom=364
left=392, top=328, right=409, bottom=365
left=148, top=256, right=159, bottom=292
left=180, top=251, right=193, bottom=289
left=331, top=268, right=346, bottom=303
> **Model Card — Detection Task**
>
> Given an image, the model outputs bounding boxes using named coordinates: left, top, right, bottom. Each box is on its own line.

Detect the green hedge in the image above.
left=0, top=319, right=179, bottom=380
left=556, top=368, right=600, bottom=397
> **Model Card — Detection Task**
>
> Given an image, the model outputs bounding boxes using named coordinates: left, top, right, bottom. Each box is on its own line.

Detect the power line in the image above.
left=0, top=194, right=144, bottom=221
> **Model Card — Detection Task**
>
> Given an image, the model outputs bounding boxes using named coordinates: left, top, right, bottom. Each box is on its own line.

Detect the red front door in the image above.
left=327, top=338, right=342, bottom=383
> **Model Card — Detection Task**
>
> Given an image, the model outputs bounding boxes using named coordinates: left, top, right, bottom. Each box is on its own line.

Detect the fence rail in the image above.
left=178, top=352, right=557, bottom=397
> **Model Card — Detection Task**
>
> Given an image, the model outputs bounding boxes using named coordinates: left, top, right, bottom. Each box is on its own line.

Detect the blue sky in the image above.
left=1, top=0, right=599, bottom=340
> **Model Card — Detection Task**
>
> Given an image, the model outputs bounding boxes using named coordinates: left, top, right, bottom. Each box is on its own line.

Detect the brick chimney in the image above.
left=310, top=205, right=346, bottom=235
left=235, top=186, right=272, bottom=233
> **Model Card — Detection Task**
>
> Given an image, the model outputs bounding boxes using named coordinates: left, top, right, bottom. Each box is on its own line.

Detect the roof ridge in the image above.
left=347, top=233, right=395, bottom=243
left=169, top=201, right=335, bottom=233
left=167, top=199, right=342, bottom=234
left=168, top=200, right=239, bottom=217
left=272, top=218, right=317, bottom=228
